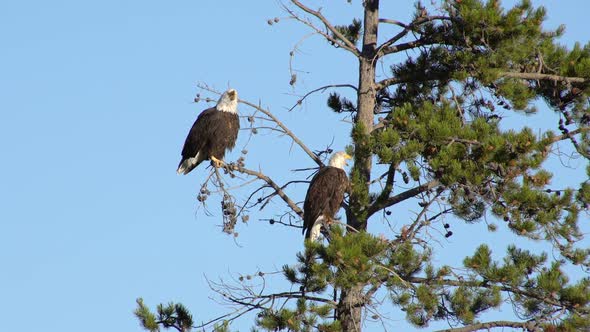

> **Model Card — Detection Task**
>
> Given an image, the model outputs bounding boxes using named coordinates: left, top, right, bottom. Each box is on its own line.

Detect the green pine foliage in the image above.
left=326, top=92, right=356, bottom=114
left=332, top=18, right=362, bottom=45
left=135, top=298, right=194, bottom=332
left=135, top=298, right=159, bottom=332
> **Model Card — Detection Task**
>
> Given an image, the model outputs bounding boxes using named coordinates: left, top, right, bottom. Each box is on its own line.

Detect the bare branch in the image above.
left=405, top=190, right=443, bottom=242
left=379, top=15, right=454, bottom=29
left=370, top=162, right=398, bottom=213
left=240, top=98, right=324, bottom=167
left=501, top=71, right=588, bottom=84
left=287, top=0, right=360, bottom=55
left=380, top=37, right=433, bottom=56
left=368, top=180, right=440, bottom=217
left=194, top=309, right=251, bottom=330
left=260, top=212, right=302, bottom=229
left=549, top=127, right=590, bottom=143
left=241, top=126, right=286, bottom=134
left=288, top=83, right=358, bottom=112
left=434, top=320, right=537, bottom=332
left=376, top=16, right=455, bottom=59
left=375, top=78, right=402, bottom=92
left=241, top=183, right=272, bottom=210
left=227, top=163, right=304, bottom=218
left=246, top=291, right=337, bottom=306
left=376, top=30, right=409, bottom=57
left=288, top=32, right=316, bottom=87
left=259, top=180, right=309, bottom=210
left=378, top=18, right=408, bottom=28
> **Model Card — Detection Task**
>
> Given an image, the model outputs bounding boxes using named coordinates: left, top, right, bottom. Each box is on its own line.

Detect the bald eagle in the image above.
left=303, top=151, right=352, bottom=241
left=177, top=89, right=240, bottom=175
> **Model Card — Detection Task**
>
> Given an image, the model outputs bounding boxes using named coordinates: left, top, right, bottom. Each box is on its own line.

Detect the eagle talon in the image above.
left=176, top=89, right=239, bottom=175
left=320, top=224, right=332, bottom=242
left=210, top=156, right=225, bottom=168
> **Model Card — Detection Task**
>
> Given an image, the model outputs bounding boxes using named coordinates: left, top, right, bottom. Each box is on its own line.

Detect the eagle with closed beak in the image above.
left=177, top=89, right=240, bottom=175
left=303, top=151, right=352, bottom=241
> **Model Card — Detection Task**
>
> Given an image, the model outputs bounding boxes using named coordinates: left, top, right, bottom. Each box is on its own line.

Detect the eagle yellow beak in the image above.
left=344, top=153, right=352, bottom=166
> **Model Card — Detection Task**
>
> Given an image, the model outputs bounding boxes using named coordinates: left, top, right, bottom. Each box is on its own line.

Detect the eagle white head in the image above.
left=328, top=151, right=352, bottom=170
left=216, top=89, right=238, bottom=113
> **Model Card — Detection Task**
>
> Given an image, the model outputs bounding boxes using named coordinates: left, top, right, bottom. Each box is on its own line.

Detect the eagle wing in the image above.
left=180, top=107, right=218, bottom=161
left=303, top=167, right=348, bottom=238
left=178, top=108, right=241, bottom=175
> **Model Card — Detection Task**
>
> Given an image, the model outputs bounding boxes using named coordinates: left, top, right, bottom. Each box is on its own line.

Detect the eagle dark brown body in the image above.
left=302, top=152, right=351, bottom=240
left=177, top=89, right=240, bottom=175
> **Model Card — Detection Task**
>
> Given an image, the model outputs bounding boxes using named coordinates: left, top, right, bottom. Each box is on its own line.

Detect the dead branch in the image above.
left=285, top=0, right=360, bottom=56
left=404, top=190, right=443, bottom=242
left=259, top=180, right=310, bottom=210
left=380, top=36, right=434, bottom=57
left=370, top=162, right=399, bottom=216
left=377, top=18, right=409, bottom=29
left=288, top=83, right=358, bottom=112
left=226, top=162, right=304, bottom=218
left=550, top=127, right=590, bottom=142
left=434, top=320, right=538, bottom=332
left=288, top=32, right=315, bottom=87
left=240, top=98, right=324, bottom=167
left=376, top=15, right=455, bottom=59
left=367, top=180, right=440, bottom=217
left=502, top=71, right=588, bottom=84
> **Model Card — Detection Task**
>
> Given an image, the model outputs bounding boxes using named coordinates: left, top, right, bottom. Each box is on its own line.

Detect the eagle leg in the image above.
left=325, top=216, right=334, bottom=226
left=210, top=155, right=225, bottom=168
left=319, top=216, right=335, bottom=242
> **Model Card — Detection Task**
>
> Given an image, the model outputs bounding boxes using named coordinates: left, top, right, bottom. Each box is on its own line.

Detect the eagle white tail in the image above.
left=177, top=155, right=200, bottom=175
left=176, top=163, right=189, bottom=175
left=309, top=216, right=326, bottom=242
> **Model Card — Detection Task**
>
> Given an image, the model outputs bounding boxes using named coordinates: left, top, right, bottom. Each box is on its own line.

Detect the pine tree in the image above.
left=136, top=1, right=590, bottom=331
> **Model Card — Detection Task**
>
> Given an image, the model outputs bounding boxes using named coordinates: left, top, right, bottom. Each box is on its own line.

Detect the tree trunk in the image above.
left=348, top=0, right=378, bottom=232
left=340, top=1, right=379, bottom=331
left=337, top=286, right=365, bottom=332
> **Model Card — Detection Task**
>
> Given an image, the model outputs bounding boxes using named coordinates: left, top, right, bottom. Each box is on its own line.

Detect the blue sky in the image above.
left=0, top=1, right=588, bottom=331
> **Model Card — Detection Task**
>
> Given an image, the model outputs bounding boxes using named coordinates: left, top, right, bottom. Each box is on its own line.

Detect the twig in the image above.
left=380, top=36, right=433, bottom=56
left=434, top=320, right=537, bottom=332
left=240, top=98, right=324, bottom=166
left=377, top=15, right=455, bottom=57
left=288, top=83, right=358, bottom=112
left=291, top=166, right=320, bottom=172
left=378, top=18, right=408, bottom=28
left=549, top=127, right=590, bottom=143
left=367, top=180, right=440, bottom=217
left=227, top=163, right=304, bottom=218
left=502, top=71, right=588, bottom=84
left=259, top=180, right=310, bottom=210
left=287, top=0, right=360, bottom=55
left=404, top=191, right=443, bottom=241
left=371, top=162, right=399, bottom=214
left=288, top=32, right=316, bottom=86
